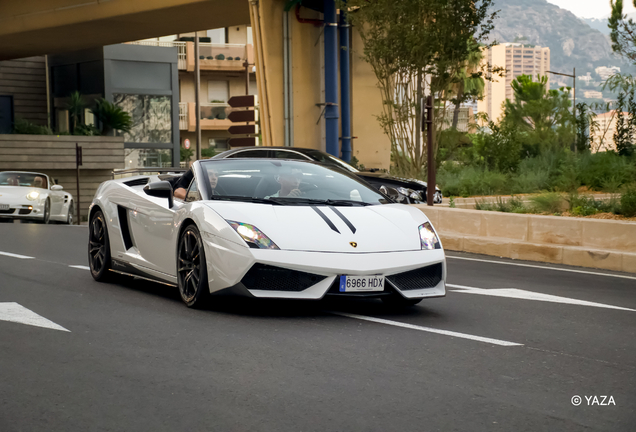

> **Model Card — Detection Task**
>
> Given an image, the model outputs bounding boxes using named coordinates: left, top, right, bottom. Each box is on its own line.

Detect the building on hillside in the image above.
left=595, top=66, right=620, bottom=81
left=583, top=90, right=603, bottom=99
left=0, top=56, right=48, bottom=133
left=131, top=26, right=257, bottom=158
left=590, top=110, right=628, bottom=152
left=477, top=43, right=550, bottom=123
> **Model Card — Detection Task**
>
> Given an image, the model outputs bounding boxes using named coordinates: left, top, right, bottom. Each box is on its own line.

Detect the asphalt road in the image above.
left=0, top=222, right=635, bottom=431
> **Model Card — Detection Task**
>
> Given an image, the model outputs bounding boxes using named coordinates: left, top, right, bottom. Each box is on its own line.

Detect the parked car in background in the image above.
left=212, top=147, right=443, bottom=204
left=0, top=171, right=75, bottom=224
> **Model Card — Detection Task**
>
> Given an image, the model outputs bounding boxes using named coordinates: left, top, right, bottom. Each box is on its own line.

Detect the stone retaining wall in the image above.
left=413, top=205, right=636, bottom=273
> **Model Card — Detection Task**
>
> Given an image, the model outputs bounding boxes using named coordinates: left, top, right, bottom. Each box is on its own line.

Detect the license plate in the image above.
left=339, top=275, right=385, bottom=292
left=0, top=204, right=9, bottom=210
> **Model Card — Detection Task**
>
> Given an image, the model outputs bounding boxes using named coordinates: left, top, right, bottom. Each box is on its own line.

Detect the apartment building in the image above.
left=478, top=43, right=550, bottom=123
left=132, top=26, right=257, bottom=157
left=590, top=110, right=628, bottom=152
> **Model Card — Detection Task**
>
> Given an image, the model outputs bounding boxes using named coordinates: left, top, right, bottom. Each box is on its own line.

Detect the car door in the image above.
left=123, top=182, right=179, bottom=277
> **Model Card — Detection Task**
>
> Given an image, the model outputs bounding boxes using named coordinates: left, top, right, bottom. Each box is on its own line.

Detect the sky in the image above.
left=547, top=0, right=636, bottom=19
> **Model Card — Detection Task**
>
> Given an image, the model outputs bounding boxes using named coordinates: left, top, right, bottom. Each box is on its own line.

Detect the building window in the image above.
left=208, top=138, right=228, bottom=150
left=114, top=94, right=172, bottom=143
left=124, top=148, right=172, bottom=168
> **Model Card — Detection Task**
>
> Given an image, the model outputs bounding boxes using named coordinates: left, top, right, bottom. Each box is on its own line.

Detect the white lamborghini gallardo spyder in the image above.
left=88, top=159, right=446, bottom=308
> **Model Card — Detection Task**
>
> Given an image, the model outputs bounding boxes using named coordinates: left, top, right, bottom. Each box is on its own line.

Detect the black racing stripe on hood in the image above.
left=328, top=206, right=356, bottom=234
left=310, top=206, right=340, bottom=234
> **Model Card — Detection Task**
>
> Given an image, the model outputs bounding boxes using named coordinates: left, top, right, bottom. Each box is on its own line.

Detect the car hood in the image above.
left=357, top=172, right=440, bottom=192
left=0, top=186, right=45, bottom=201
left=205, top=202, right=428, bottom=253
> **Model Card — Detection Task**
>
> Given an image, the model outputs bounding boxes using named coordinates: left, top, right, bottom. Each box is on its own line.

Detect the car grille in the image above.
left=0, top=209, right=15, bottom=214
left=241, top=264, right=327, bottom=292
left=387, top=263, right=443, bottom=291
left=18, top=208, right=32, bottom=215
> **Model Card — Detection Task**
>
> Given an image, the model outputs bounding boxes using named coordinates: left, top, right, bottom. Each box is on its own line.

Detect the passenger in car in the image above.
left=173, top=169, right=194, bottom=200
left=265, top=167, right=303, bottom=198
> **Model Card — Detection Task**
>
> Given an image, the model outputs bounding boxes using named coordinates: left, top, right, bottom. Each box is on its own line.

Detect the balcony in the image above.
left=127, top=40, right=187, bottom=69
left=179, top=102, right=232, bottom=131
left=185, top=42, right=254, bottom=72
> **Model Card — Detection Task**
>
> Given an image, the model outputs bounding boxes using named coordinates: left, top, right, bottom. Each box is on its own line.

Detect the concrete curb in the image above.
left=412, top=205, right=636, bottom=273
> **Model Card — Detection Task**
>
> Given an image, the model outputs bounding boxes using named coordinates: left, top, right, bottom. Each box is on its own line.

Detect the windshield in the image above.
left=302, top=150, right=359, bottom=173
left=199, top=159, right=388, bottom=205
left=0, top=172, right=48, bottom=189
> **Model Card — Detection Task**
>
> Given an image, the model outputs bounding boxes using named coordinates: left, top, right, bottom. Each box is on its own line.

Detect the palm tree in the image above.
left=65, top=91, right=85, bottom=133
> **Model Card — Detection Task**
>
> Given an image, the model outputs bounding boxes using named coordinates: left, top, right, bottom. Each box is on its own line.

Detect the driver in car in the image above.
left=266, top=167, right=303, bottom=198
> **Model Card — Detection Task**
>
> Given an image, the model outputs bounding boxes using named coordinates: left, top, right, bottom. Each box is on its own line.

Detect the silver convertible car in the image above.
left=88, top=159, right=446, bottom=308
left=0, top=171, right=75, bottom=224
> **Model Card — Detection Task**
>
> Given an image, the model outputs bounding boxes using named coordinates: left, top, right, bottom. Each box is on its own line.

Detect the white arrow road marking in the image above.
left=332, top=312, right=522, bottom=347
left=69, top=265, right=90, bottom=270
left=448, top=284, right=636, bottom=312
left=0, top=251, right=34, bottom=259
left=0, top=302, right=70, bottom=332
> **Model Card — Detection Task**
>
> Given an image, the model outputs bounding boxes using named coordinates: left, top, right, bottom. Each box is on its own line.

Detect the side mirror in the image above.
left=51, top=185, right=63, bottom=191
left=144, top=181, right=174, bottom=208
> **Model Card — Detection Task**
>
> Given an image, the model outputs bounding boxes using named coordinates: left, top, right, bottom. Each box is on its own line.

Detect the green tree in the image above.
left=502, top=74, right=575, bottom=155
left=340, top=0, right=496, bottom=177
left=65, top=91, right=85, bottom=133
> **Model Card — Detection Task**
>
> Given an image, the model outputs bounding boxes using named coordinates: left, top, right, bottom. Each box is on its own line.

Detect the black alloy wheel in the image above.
left=88, top=210, right=113, bottom=281
left=177, top=224, right=209, bottom=308
left=66, top=202, right=74, bottom=225
left=42, top=199, right=51, bottom=224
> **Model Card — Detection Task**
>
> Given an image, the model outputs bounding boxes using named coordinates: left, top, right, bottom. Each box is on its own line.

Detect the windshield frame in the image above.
left=196, top=159, right=392, bottom=205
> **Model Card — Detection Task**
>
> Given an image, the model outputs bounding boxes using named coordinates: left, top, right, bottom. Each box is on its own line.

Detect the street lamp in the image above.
left=547, top=68, right=576, bottom=118
left=547, top=68, right=576, bottom=151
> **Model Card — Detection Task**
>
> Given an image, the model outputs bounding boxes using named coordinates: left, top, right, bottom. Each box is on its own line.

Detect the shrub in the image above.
left=201, top=147, right=217, bottom=158
left=215, top=54, right=225, bottom=60
left=74, top=124, right=100, bottom=136
left=227, top=56, right=234, bottom=60
left=529, top=192, right=565, bottom=213
left=199, top=55, right=205, bottom=59
left=13, top=118, right=52, bottom=135
left=577, top=151, right=636, bottom=190
left=206, top=56, right=213, bottom=60
left=620, top=185, right=636, bottom=217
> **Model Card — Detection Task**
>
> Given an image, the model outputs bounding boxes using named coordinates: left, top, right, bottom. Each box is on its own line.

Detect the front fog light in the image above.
left=227, top=221, right=279, bottom=250
left=26, top=191, right=40, bottom=201
left=419, top=222, right=441, bottom=250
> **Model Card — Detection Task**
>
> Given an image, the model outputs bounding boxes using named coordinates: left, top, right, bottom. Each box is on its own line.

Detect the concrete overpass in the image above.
left=0, top=0, right=390, bottom=169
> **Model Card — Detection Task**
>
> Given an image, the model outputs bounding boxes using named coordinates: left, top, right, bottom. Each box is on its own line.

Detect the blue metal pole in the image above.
left=339, top=2, right=352, bottom=162
left=324, top=0, right=339, bottom=157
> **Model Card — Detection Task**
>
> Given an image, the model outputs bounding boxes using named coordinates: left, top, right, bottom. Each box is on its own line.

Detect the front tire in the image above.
left=41, top=199, right=51, bottom=224
left=66, top=202, right=75, bottom=225
left=177, top=224, right=210, bottom=308
left=88, top=210, right=113, bottom=281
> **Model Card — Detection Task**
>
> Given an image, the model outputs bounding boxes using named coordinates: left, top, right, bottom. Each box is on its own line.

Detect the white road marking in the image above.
left=0, top=251, right=34, bottom=260
left=69, top=265, right=90, bottom=270
left=0, top=302, right=70, bottom=332
left=448, top=284, right=636, bottom=312
left=333, top=312, right=522, bottom=346
left=446, top=255, right=636, bottom=281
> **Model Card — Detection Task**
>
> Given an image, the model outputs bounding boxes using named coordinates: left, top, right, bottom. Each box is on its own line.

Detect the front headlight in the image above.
left=419, top=222, right=441, bottom=250
left=227, top=221, right=279, bottom=250
left=26, top=191, right=40, bottom=201
left=397, top=187, right=423, bottom=201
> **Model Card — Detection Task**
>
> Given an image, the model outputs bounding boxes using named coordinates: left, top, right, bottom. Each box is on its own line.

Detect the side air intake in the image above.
left=117, top=205, right=134, bottom=250
left=386, top=263, right=443, bottom=291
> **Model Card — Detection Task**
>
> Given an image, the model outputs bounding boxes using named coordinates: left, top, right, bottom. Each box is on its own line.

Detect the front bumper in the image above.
left=202, top=233, right=445, bottom=300
left=0, top=201, right=44, bottom=220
